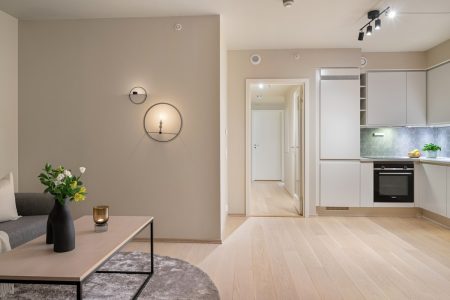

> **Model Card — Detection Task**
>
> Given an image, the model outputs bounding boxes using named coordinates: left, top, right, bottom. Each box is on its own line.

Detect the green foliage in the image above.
left=422, top=143, right=442, bottom=152
left=38, top=163, right=87, bottom=205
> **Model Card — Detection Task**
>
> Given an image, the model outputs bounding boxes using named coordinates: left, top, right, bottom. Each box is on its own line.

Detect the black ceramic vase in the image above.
left=46, top=201, right=56, bottom=244
left=47, top=199, right=75, bottom=252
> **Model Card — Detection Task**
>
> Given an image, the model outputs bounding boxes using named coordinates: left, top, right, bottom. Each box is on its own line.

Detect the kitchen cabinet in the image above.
left=406, top=72, right=427, bottom=126
left=367, top=71, right=426, bottom=126
left=320, top=160, right=360, bottom=207
left=367, top=72, right=406, bottom=126
left=320, top=69, right=360, bottom=159
left=428, top=62, right=450, bottom=125
left=360, top=162, right=373, bottom=207
left=421, top=163, right=447, bottom=216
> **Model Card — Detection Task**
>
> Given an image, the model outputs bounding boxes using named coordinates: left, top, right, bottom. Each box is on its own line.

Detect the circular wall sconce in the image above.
left=144, top=102, right=183, bottom=142
left=129, top=87, right=147, bottom=104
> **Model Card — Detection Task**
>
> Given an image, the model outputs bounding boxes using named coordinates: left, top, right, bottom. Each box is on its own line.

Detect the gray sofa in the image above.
left=0, top=193, right=53, bottom=249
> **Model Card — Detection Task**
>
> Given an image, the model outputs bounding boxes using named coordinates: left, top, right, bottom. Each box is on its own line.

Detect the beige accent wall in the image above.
left=361, top=52, right=427, bottom=70
left=426, top=39, right=450, bottom=68
left=227, top=49, right=360, bottom=215
left=0, top=10, right=18, bottom=189
left=219, top=16, right=228, bottom=234
left=19, top=16, right=222, bottom=241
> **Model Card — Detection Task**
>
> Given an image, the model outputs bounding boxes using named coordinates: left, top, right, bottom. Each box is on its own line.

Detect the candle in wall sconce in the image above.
left=159, top=114, right=165, bottom=134
left=144, top=103, right=183, bottom=142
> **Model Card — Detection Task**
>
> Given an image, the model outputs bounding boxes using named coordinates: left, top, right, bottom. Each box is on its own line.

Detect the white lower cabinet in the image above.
left=320, top=160, right=360, bottom=207
left=360, top=162, right=373, bottom=207
left=420, top=164, right=447, bottom=216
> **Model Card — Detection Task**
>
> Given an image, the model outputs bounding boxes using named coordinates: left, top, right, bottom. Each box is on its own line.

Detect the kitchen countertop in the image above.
left=360, top=156, right=450, bottom=165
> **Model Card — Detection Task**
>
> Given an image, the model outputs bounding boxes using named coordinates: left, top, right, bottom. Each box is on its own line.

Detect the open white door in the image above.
left=252, top=110, right=282, bottom=180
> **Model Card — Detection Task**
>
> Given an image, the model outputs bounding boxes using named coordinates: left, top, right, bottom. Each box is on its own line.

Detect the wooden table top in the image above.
left=0, top=215, right=153, bottom=282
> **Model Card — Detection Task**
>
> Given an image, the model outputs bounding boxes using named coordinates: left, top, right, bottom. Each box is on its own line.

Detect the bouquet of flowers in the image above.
left=38, top=163, right=87, bottom=205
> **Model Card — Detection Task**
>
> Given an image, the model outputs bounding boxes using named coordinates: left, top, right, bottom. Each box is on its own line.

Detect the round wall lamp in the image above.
left=129, top=87, right=147, bottom=104
left=144, top=102, right=183, bottom=142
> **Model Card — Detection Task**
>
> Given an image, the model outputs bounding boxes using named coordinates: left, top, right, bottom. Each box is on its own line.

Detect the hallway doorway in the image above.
left=247, top=80, right=307, bottom=216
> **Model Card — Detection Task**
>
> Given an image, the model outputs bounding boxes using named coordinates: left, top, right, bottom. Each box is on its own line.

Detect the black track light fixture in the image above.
left=358, top=31, right=364, bottom=41
left=283, top=0, right=294, bottom=8
left=375, top=19, right=381, bottom=30
left=357, top=6, right=392, bottom=41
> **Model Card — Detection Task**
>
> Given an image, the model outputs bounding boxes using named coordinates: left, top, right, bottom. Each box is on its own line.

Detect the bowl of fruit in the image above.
left=408, top=149, right=421, bottom=158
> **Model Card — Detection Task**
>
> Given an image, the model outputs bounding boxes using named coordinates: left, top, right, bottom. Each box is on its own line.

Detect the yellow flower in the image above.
left=79, top=186, right=87, bottom=194
left=74, top=193, right=85, bottom=202
left=70, top=181, right=78, bottom=189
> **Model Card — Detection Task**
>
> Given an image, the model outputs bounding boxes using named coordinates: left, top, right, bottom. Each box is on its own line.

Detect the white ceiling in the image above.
left=251, top=84, right=295, bottom=105
left=0, top=0, right=449, bottom=51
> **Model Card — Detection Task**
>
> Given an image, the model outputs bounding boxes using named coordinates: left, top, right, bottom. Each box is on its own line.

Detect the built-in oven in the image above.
left=374, top=162, right=414, bottom=203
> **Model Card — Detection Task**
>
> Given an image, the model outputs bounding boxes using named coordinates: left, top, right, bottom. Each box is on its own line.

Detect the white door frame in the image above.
left=246, top=79, right=310, bottom=217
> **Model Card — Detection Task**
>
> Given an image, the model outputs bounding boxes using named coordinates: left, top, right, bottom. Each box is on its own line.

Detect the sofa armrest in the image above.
left=14, top=193, right=54, bottom=216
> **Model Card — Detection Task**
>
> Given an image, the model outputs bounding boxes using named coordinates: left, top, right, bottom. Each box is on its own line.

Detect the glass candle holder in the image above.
left=93, top=206, right=109, bottom=232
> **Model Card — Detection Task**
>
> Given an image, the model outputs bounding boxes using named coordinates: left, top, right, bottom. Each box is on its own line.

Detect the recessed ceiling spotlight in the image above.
left=283, top=0, right=294, bottom=8
left=258, top=83, right=265, bottom=89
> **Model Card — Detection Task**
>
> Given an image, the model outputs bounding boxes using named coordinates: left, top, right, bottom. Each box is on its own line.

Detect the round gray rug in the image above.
left=3, top=252, right=220, bottom=300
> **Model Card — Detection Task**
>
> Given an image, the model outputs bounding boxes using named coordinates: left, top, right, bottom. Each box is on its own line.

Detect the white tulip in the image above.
left=54, top=180, right=62, bottom=186
left=79, top=167, right=86, bottom=174
left=64, top=170, right=72, bottom=177
left=56, top=173, right=65, bottom=181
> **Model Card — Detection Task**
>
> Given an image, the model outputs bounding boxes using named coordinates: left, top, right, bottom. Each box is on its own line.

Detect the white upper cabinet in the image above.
left=427, top=62, right=450, bottom=125
left=406, top=72, right=427, bottom=126
left=367, top=72, right=407, bottom=126
left=320, top=69, right=360, bottom=159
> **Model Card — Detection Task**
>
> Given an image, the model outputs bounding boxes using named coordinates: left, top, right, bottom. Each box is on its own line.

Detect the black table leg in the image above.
left=76, top=281, right=82, bottom=300
left=150, top=220, right=154, bottom=274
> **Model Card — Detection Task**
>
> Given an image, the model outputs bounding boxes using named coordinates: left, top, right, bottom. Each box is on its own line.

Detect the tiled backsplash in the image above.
left=361, top=127, right=450, bottom=157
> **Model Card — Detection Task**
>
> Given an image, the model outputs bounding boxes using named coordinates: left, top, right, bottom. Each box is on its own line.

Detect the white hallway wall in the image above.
left=0, top=10, right=18, bottom=189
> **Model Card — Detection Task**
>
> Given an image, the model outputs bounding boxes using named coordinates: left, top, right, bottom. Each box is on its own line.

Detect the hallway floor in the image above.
left=250, top=181, right=299, bottom=216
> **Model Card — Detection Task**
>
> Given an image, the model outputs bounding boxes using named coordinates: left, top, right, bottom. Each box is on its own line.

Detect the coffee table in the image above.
left=0, top=215, right=153, bottom=300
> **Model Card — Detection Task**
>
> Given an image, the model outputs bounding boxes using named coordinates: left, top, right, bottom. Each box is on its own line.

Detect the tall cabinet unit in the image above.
left=319, top=68, right=361, bottom=207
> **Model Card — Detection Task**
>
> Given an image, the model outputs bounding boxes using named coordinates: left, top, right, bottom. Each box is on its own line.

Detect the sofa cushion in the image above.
left=15, top=193, right=54, bottom=216
left=0, top=173, right=20, bottom=222
left=0, top=216, right=47, bottom=249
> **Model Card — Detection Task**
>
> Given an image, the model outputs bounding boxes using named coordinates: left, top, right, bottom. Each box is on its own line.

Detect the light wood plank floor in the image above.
left=126, top=216, right=450, bottom=300
left=250, top=181, right=299, bottom=216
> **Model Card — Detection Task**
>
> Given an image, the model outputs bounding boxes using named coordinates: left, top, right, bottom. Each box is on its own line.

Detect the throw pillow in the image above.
left=0, top=172, right=20, bottom=222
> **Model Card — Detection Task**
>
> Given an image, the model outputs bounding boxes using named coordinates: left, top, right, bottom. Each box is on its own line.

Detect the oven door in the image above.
left=374, top=170, right=414, bottom=202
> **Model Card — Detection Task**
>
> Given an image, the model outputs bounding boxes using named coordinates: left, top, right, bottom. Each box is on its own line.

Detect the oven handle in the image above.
left=378, top=172, right=413, bottom=175
left=374, top=168, right=414, bottom=171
